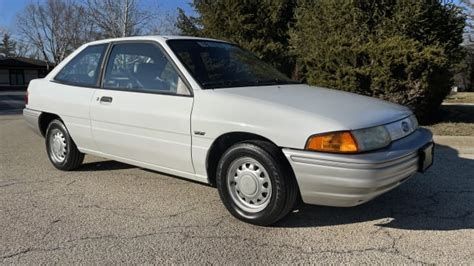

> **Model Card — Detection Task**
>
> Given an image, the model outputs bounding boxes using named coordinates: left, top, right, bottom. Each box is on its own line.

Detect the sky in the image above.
left=0, top=0, right=469, bottom=36
left=0, top=0, right=195, bottom=33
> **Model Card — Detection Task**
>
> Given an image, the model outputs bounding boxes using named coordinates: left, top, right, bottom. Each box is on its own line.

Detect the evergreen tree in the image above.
left=176, top=1, right=465, bottom=122
left=290, top=0, right=465, bottom=122
left=176, top=0, right=297, bottom=76
left=0, top=33, right=17, bottom=57
left=176, top=8, right=202, bottom=37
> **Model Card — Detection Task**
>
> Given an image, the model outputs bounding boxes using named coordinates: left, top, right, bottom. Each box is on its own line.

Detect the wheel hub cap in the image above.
left=52, top=138, right=62, bottom=154
left=239, top=174, right=258, bottom=196
left=227, top=157, right=272, bottom=213
left=49, top=129, right=67, bottom=163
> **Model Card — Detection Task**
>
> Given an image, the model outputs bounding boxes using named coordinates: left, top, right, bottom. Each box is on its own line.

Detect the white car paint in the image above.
left=24, top=36, right=431, bottom=206
left=89, top=88, right=194, bottom=174
left=189, top=84, right=412, bottom=178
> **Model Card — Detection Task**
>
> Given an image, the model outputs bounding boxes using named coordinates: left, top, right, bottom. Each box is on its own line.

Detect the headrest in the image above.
left=136, top=63, right=158, bottom=77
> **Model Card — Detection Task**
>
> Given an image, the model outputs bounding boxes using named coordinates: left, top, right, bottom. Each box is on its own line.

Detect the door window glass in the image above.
left=103, top=43, right=189, bottom=95
left=55, top=44, right=107, bottom=86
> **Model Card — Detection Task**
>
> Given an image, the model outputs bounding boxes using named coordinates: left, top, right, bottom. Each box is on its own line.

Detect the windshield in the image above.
left=167, top=40, right=299, bottom=89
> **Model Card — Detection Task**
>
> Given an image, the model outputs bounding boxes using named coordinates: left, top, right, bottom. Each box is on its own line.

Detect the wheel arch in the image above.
left=38, top=112, right=63, bottom=137
left=205, top=131, right=293, bottom=186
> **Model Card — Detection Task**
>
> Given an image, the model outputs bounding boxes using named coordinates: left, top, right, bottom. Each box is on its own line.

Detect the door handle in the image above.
left=99, top=96, right=113, bottom=103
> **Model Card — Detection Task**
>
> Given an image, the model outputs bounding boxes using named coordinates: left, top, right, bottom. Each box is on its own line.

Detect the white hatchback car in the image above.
left=24, top=36, right=434, bottom=225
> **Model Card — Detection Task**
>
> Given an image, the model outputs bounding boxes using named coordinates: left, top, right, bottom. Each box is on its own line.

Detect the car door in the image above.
left=44, top=43, right=108, bottom=151
left=90, top=42, right=195, bottom=174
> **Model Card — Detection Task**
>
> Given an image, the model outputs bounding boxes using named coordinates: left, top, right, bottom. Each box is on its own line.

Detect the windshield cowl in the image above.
left=201, top=79, right=301, bottom=89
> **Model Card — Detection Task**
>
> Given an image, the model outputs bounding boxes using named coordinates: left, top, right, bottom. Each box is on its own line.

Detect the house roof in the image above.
left=0, top=57, right=49, bottom=68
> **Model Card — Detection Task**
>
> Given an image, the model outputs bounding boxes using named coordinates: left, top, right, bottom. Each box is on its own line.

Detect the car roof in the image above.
left=85, top=35, right=227, bottom=46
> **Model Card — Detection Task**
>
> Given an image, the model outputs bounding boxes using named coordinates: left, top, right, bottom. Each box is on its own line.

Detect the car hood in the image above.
left=193, top=84, right=413, bottom=149
left=212, top=84, right=411, bottom=130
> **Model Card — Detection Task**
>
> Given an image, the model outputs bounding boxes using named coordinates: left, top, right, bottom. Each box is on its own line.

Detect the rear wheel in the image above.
left=45, top=119, right=84, bottom=171
left=216, top=141, right=297, bottom=225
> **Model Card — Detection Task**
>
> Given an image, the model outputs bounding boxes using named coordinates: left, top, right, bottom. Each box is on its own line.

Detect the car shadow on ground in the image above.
left=73, top=144, right=472, bottom=231
left=77, top=160, right=136, bottom=171
left=276, top=144, right=473, bottom=230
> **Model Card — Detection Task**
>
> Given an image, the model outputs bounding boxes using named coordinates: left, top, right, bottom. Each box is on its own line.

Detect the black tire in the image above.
left=45, top=119, right=84, bottom=171
left=216, top=141, right=298, bottom=225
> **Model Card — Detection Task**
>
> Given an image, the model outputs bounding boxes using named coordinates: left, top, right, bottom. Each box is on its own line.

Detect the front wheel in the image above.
left=216, top=141, right=298, bottom=225
left=45, top=119, right=84, bottom=171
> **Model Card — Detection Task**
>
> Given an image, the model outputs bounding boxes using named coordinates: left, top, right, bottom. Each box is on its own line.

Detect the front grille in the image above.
left=385, top=115, right=418, bottom=141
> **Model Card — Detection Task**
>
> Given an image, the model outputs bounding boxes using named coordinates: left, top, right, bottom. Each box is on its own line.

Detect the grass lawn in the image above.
left=444, top=92, right=474, bottom=103
left=423, top=104, right=474, bottom=136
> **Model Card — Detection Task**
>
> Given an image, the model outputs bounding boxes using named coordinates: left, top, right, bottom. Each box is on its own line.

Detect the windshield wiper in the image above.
left=202, top=78, right=301, bottom=89
left=202, top=80, right=255, bottom=89
left=255, top=78, right=301, bottom=86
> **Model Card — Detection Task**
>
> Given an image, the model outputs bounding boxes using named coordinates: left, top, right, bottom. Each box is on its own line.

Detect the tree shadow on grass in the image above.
left=276, top=144, right=473, bottom=230
left=426, top=104, right=474, bottom=125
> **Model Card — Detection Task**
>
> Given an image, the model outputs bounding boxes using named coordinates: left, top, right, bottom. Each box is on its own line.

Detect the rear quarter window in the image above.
left=54, top=44, right=107, bottom=87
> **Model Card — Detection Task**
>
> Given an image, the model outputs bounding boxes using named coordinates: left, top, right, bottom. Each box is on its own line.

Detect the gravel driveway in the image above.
left=0, top=114, right=473, bottom=264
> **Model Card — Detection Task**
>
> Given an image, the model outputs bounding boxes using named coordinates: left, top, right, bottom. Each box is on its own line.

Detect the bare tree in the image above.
left=15, top=41, right=32, bottom=58
left=150, top=12, right=180, bottom=35
left=86, top=0, right=156, bottom=38
left=16, top=0, right=96, bottom=67
left=461, top=0, right=474, bottom=43
left=458, top=0, right=474, bottom=91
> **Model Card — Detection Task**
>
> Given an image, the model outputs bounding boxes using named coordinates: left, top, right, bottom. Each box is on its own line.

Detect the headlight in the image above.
left=305, top=126, right=391, bottom=153
left=351, top=125, right=391, bottom=151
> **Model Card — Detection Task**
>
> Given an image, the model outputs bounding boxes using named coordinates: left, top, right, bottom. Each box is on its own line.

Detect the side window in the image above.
left=103, top=43, right=189, bottom=95
left=55, top=44, right=107, bottom=86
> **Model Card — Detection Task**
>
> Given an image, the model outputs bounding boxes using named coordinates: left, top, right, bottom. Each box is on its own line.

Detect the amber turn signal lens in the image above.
left=306, top=132, right=359, bottom=153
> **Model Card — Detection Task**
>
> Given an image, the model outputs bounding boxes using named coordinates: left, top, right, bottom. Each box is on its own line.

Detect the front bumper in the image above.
left=23, top=108, right=42, bottom=136
left=283, top=128, right=433, bottom=207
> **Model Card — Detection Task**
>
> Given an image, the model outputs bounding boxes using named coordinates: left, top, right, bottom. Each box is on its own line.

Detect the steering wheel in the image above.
left=127, top=69, right=145, bottom=89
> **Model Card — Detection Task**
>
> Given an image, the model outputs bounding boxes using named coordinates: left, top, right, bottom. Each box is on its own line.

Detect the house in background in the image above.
left=0, top=55, right=50, bottom=91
